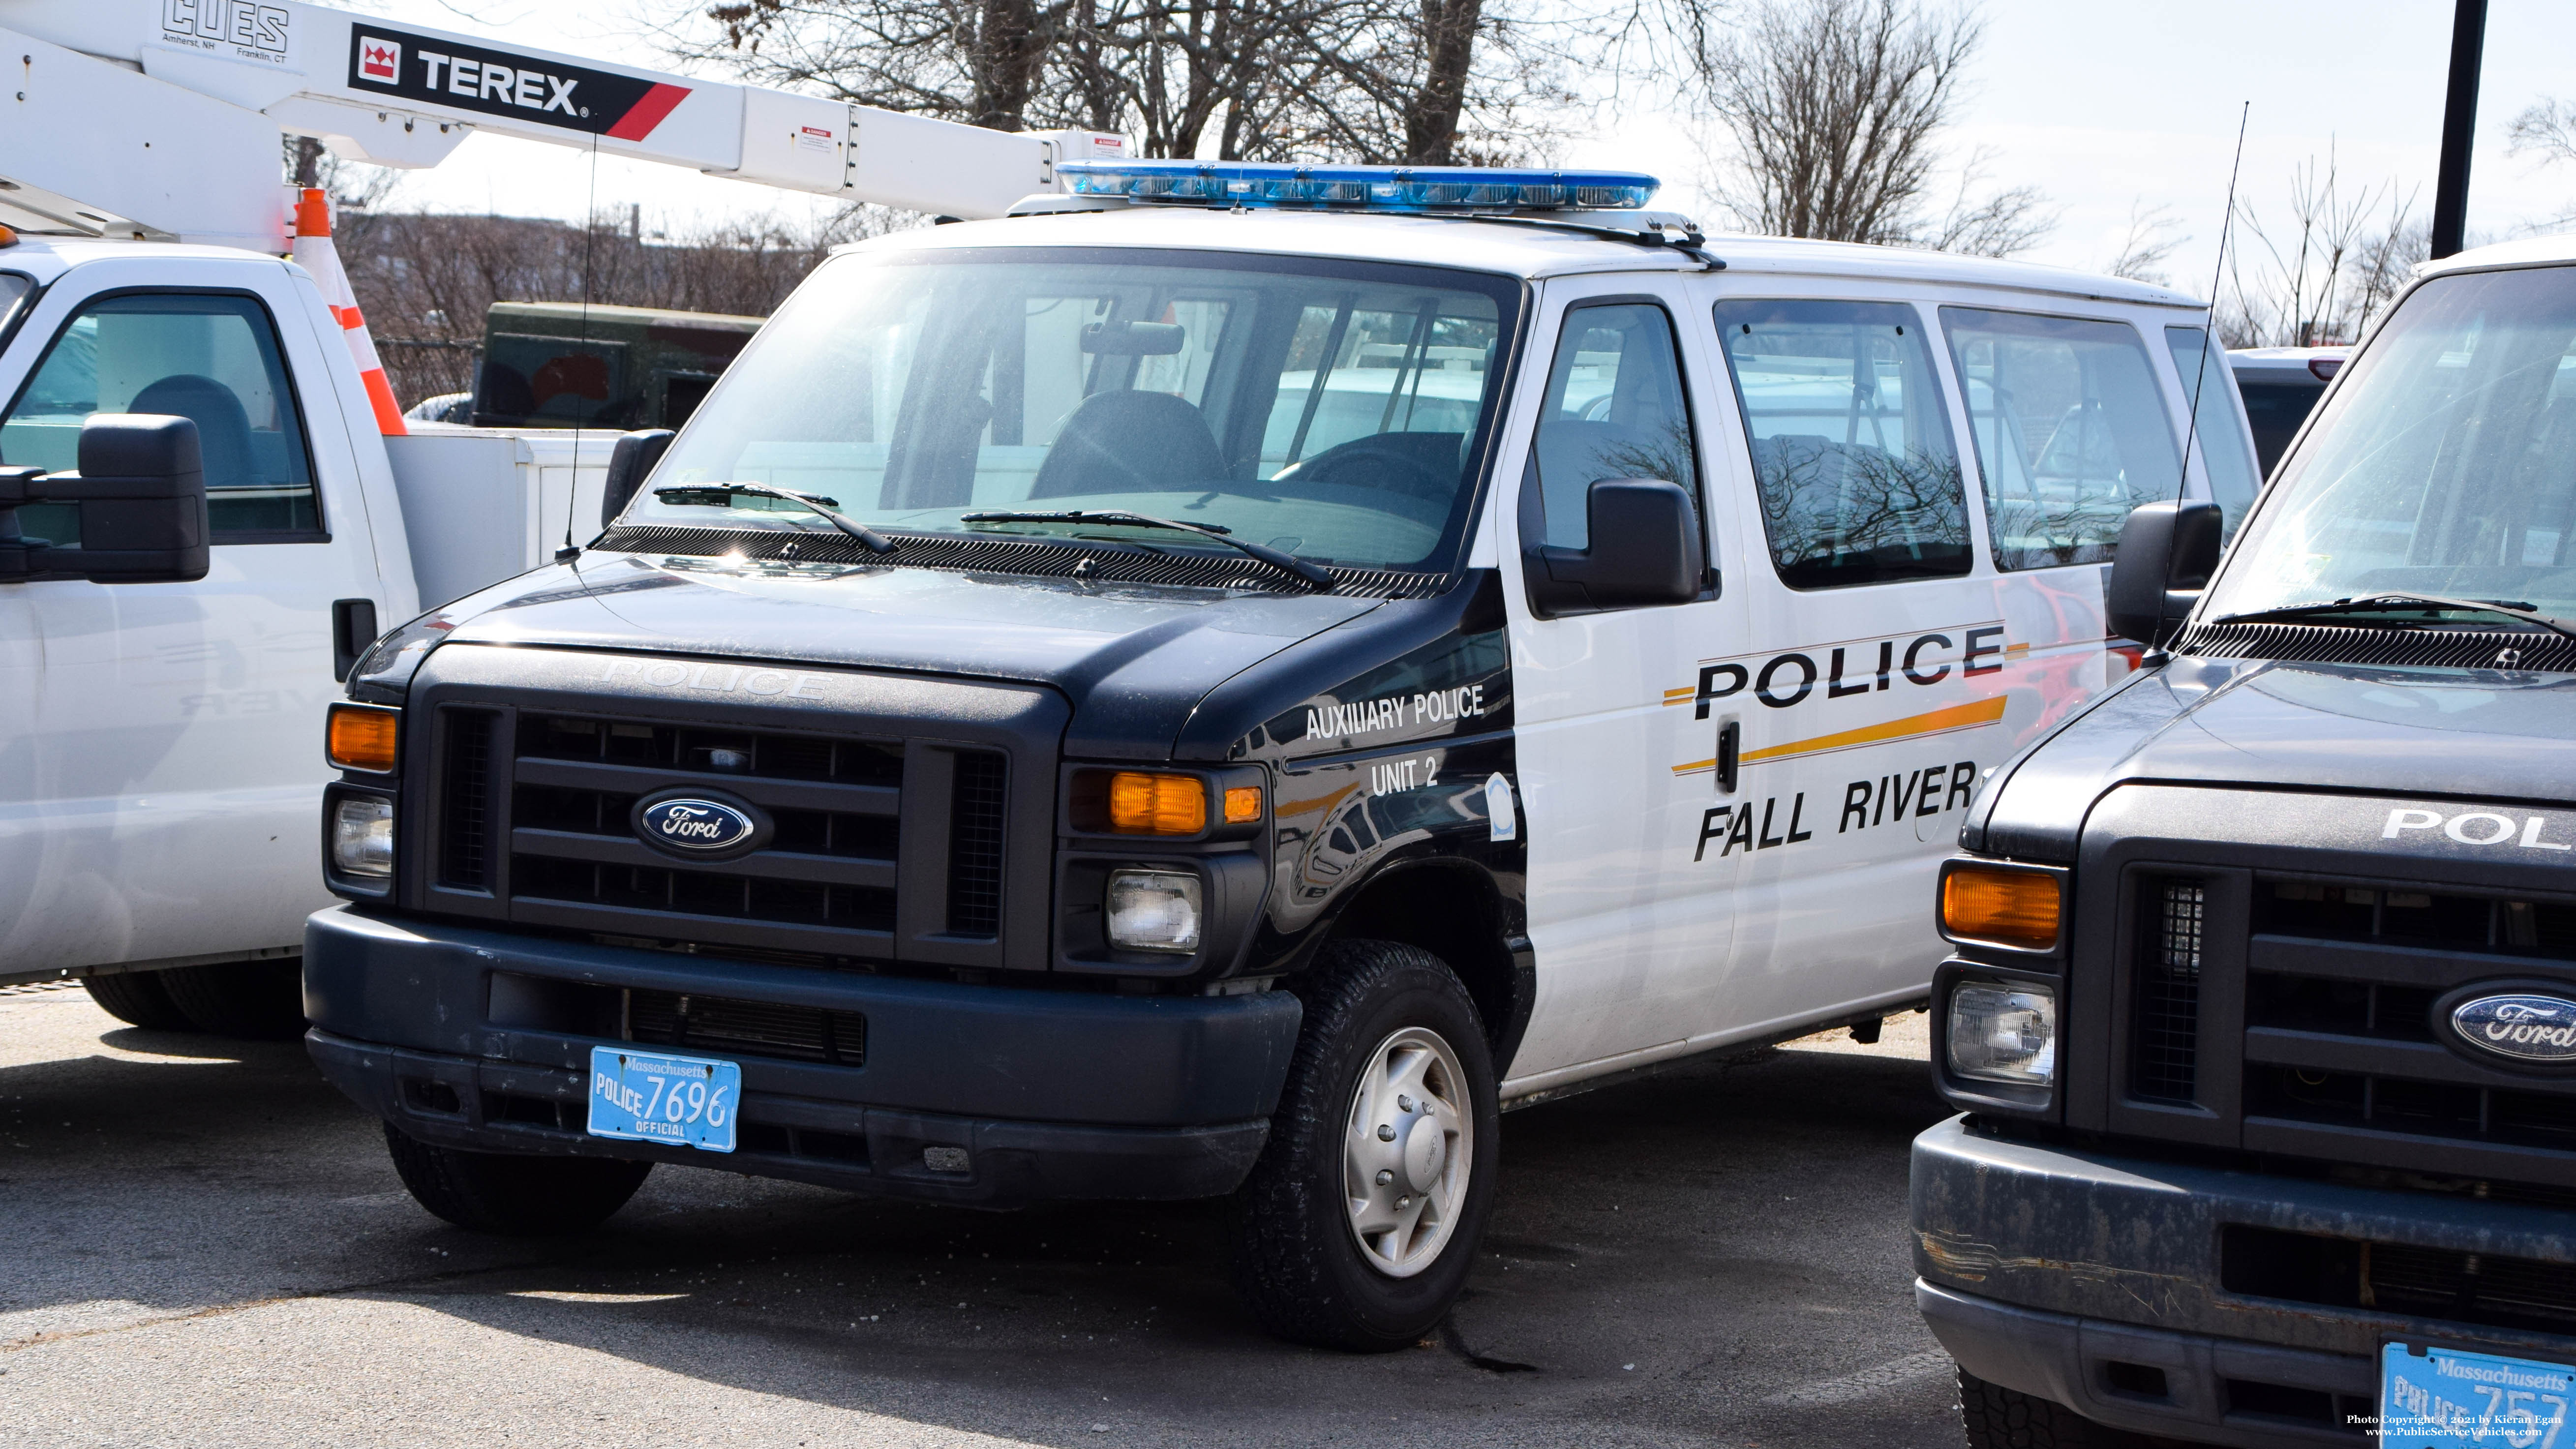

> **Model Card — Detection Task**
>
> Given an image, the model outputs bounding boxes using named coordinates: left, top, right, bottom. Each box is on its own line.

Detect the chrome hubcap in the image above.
left=1342, top=1026, right=1471, bottom=1278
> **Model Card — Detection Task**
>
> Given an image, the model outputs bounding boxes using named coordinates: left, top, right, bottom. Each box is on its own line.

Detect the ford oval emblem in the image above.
left=2448, top=991, right=2576, bottom=1066
left=635, top=796, right=762, bottom=857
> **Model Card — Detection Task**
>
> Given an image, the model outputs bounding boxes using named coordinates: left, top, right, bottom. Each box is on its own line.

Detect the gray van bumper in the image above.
left=303, top=905, right=1300, bottom=1208
left=1911, top=1115, right=2576, bottom=1447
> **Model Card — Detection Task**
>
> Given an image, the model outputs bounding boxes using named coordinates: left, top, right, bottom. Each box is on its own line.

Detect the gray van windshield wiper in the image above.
left=959, top=509, right=1334, bottom=591
left=2209, top=591, right=2576, bottom=642
left=654, top=483, right=899, bottom=554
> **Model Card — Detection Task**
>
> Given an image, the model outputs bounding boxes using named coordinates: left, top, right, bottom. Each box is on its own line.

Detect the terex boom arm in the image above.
left=0, top=0, right=1121, bottom=249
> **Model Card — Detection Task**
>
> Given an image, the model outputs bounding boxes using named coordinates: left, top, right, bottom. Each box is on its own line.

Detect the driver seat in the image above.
left=1028, top=391, right=1225, bottom=499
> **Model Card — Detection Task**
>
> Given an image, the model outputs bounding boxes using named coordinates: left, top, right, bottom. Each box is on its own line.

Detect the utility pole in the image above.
left=2430, top=0, right=2489, bottom=259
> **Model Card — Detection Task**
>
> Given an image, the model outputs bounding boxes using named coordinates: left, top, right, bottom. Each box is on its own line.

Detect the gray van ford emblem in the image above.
left=636, top=796, right=761, bottom=856
left=2449, top=992, right=2576, bottom=1065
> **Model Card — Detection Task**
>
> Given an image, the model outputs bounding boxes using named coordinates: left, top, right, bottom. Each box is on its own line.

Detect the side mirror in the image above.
left=600, top=428, right=676, bottom=528
left=0, top=414, right=211, bottom=585
left=1526, top=477, right=1700, bottom=616
left=2104, top=499, right=2222, bottom=646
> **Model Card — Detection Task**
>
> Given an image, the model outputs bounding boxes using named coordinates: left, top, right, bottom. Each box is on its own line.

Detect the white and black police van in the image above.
left=304, top=160, right=2258, bottom=1348
left=1918, top=235, right=2576, bottom=1447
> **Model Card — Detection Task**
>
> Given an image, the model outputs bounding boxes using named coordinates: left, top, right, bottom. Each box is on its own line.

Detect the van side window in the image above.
left=1941, top=308, right=2181, bottom=571
left=2163, top=325, right=2262, bottom=540
left=1528, top=302, right=1698, bottom=550
left=1713, top=299, right=1970, bottom=589
left=0, top=293, right=321, bottom=543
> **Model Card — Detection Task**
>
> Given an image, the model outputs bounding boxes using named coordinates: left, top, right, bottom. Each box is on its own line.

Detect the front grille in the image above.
left=626, top=988, right=866, bottom=1065
left=438, top=710, right=496, bottom=889
left=2119, top=866, right=2576, bottom=1190
left=2132, top=878, right=2206, bottom=1103
left=947, top=752, right=1005, bottom=935
left=425, top=697, right=1019, bottom=968
left=596, top=523, right=1447, bottom=599
left=2224, top=1225, right=2576, bottom=1336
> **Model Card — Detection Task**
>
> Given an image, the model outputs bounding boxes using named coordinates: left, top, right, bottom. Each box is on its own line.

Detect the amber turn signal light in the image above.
left=1941, top=865, right=2061, bottom=951
left=326, top=703, right=399, bottom=774
left=1108, top=772, right=1208, bottom=835
left=1223, top=785, right=1263, bottom=824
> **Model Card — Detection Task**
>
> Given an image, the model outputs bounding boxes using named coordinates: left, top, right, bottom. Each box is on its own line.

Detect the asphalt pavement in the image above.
left=0, top=979, right=1964, bottom=1448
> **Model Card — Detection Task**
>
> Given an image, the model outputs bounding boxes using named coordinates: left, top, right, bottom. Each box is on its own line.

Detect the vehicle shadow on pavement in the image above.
left=3, top=990, right=1968, bottom=1449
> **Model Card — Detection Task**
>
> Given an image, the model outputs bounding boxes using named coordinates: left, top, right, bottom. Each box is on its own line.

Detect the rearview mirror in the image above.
left=2104, top=499, right=2222, bottom=647
left=1079, top=320, right=1186, bottom=355
left=1525, top=477, right=1701, bottom=617
left=600, top=428, right=676, bottom=527
left=0, top=414, right=210, bottom=585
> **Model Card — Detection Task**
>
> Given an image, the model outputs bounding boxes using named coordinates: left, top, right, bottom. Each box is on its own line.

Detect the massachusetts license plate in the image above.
left=2382, top=1342, right=2576, bottom=1446
left=586, top=1045, right=740, bottom=1154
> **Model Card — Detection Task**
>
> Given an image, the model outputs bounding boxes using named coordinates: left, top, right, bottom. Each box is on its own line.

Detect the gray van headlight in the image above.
left=1947, top=981, right=2057, bottom=1085
left=1106, top=870, right=1201, bottom=953
left=332, top=796, right=394, bottom=878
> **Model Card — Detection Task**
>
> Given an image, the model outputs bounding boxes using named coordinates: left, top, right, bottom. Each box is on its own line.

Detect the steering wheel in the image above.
left=1290, top=438, right=1450, bottom=502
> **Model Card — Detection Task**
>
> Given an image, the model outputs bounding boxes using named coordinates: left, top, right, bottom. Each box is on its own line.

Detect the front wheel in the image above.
left=1958, top=1369, right=2196, bottom=1449
left=383, top=1122, right=653, bottom=1237
left=1227, top=939, right=1500, bottom=1351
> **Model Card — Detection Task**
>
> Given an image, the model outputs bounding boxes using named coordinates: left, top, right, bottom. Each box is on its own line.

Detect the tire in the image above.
left=1227, top=938, right=1501, bottom=1352
left=383, top=1121, right=654, bottom=1237
left=158, top=957, right=308, bottom=1040
left=1959, top=1369, right=2196, bottom=1449
left=81, top=969, right=198, bottom=1031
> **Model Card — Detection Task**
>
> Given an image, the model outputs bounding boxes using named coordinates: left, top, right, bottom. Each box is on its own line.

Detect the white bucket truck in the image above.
left=0, top=0, right=1118, bottom=1032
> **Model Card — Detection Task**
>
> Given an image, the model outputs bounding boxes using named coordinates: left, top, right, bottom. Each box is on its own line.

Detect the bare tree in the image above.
left=2510, top=97, right=2576, bottom=166
left=2222, top=146, right=2422, bottom=348
left=2102, top=201, right=2186, bottom=286
left=1681, top=0, right=2052, bottom=256
left=674, top=0, right=1581, bottom=164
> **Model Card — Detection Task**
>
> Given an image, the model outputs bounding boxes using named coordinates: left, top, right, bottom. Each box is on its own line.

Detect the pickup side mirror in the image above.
left=0, top=414, right=211, bottom=585
left=2104, top=499, right=2222, bottom=646
left=600, top=428, right=676, bottom=528
left=1525, top=477, right=1701, bottom=617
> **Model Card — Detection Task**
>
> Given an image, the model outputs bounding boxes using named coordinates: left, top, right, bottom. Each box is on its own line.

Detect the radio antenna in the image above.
left=2175, top=102, right=2251, bottom=506
left=563, top=130, right=602, bottom=557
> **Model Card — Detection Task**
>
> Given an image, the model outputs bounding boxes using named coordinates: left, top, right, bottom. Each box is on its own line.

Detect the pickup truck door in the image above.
left=0, top=254, right=391, bottom=977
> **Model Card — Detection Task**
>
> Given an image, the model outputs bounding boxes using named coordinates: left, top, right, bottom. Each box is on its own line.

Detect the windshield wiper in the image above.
left=2210, top=591, right=2576, bottom=642
left=959, top=509, right=1334, bottom=591
left=654, top=483, right=899, bottom=555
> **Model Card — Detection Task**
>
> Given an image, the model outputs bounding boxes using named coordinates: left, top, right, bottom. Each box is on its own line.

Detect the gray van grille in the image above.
left=2118, top=872, right=2576, bottom=1186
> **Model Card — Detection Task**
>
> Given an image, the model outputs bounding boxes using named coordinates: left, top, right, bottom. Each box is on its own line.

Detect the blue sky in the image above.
left=368, top=0, right=2576, bottom=299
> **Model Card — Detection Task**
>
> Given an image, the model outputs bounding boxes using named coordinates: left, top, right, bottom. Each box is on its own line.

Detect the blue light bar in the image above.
left=1058, top=162, right=1659, bottom=211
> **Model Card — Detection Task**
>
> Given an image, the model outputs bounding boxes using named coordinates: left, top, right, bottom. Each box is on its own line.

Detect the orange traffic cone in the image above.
left=291, top=187, right=407, bottom=436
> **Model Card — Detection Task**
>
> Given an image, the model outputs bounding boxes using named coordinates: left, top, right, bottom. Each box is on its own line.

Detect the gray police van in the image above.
left=1917, top=235, right=2576, bottom=1445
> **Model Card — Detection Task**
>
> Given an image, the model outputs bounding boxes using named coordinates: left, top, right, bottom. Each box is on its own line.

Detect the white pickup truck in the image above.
left=0, top=0, right=1111, bottom=1034
left=0, top=235, right=631, bottom=1034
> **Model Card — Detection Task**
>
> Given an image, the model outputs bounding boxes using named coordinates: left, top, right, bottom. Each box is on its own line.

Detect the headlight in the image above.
left=1947, top=981, right=2057, bottom=1085
left=332, top=796, right=394, bottom=878
left=1106, top=870, right=1201, bottom=953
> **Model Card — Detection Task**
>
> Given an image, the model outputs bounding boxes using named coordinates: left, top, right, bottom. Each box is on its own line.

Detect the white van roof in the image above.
left=851, top=207, right=2207, bottom=310
left=2420, top=233, right=2576, bottom=277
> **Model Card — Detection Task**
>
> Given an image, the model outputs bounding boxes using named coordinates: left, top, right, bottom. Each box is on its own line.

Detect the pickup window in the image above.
left=0, top=290, right=321, bottom=542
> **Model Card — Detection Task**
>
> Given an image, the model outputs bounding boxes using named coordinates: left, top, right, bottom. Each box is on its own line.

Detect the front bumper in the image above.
left=1912, top=1115, right=2576, bottom=1447
left=303, top=905, right=1302, bottom=1208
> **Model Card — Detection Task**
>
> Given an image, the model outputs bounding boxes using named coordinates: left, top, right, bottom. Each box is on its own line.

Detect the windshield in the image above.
left=628, top=248, right=1519, bottom=574
left=2207, top=265, right=2576, bottom=623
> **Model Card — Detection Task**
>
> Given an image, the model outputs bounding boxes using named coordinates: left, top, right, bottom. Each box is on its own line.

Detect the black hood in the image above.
left=419, top=552, right=1403, bottom=760
left=1969, top=655, right=2576, bottom=860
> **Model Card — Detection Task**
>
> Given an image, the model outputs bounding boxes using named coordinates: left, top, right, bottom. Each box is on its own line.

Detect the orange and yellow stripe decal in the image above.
left=1671, top=695, right=2007, bottom=776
